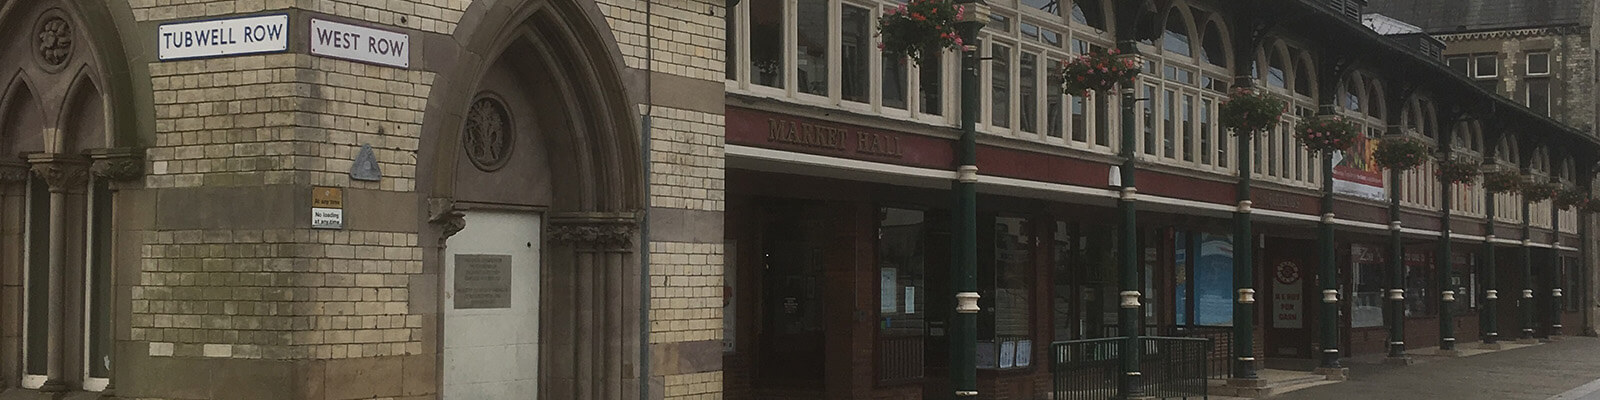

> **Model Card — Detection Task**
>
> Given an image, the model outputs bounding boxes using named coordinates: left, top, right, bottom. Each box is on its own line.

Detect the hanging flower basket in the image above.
left=877, top=0, right=964, bottom=66
left=1372, top=137, right=1430, bottom=171
left=1293, top=115, right=1361, bottom=152
left=1483, top=170, right=1522, bottom=194
left=1058, top=48, right=1141, bottom=97
left=1219, top=88, right=1286, bottom=135
left=1584, top=197, right=1600, bottom=213
left=1433, top=157, right=1480, bottom=185
left=1522, top=182, right=1558, bottom=202
left=1554, top=188, right=1588, bottom=210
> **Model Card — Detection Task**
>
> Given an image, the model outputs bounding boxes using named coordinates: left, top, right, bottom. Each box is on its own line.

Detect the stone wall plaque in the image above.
left=454, top=254, right=513, bottom=309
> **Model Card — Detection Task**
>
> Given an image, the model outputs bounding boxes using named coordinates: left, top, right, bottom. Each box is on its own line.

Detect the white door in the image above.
left=443, top=211, right=541, bottom=399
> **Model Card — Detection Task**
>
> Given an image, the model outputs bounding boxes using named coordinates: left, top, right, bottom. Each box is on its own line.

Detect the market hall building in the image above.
left=719, top=0, right=1594, bottom=399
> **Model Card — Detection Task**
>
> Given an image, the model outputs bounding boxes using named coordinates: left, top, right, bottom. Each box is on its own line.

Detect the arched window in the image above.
left=1498, top=135, right=1520, bottom=166
left=1072, top=0, right=1106, bottom=30
left=1342, top=76, right=1362, bottom=113
left=1163, top=9, right=1192, bottom=56
left=1419, top=98, right=1437, bottom=139
left=1365, top=79, right=1385, bottom=120
left=1266, top=46, right=1288, bottom=88
left=1294, top=56, right=1314, bottom=97
left=1202, top=22, right=1228, bottom=68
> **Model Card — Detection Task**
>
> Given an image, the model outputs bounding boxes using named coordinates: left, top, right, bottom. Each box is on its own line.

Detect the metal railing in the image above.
left=1174, top=327, right=1233, bottom=380
left=1051, top=336, right=1212, bottom=400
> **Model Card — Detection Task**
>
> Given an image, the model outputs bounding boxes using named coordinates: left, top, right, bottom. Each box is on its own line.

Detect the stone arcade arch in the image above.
left=417, top=0, right=645, bottom=399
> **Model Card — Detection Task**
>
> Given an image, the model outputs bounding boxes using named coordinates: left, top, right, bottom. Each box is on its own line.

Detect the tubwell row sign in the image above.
left=157, top=14, right=410, bottom=69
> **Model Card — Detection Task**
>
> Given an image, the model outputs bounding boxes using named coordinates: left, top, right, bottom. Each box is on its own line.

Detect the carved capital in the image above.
left=87, top=148, right=145, bottom=182
left=27, top=154, right=89, bottom=192
left=427, top=198, right=466, bottom=245
left=0, top=161, right=31, bottom=183
left=549, top=213, right=640, bottom=250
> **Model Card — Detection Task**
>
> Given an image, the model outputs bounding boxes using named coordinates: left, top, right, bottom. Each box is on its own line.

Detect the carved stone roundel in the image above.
left=37, top=16, right=72, bottom=69
left=463, top=95, right=514, bottom=172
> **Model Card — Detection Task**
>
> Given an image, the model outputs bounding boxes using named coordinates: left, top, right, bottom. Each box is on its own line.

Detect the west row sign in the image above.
left=157, top=14, right=410, bottom=69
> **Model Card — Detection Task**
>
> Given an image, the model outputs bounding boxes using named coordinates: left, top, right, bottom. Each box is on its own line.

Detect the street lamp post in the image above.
left=1387, top=166, right=1408, bottom=361
left=1317, top=150, right=1342, bottom=371
left=1115, top=50, right=1144, bottom=399
left=951, top=2, right=985, bottom=398
left=1232, top=105, right=1259, bottom=381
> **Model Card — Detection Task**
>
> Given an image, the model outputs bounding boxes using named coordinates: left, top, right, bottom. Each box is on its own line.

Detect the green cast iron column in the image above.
left=1232, top=115, right=1258, bottom=380
left=1439, top=171, right=1456, bottom=351
left=1483, top=189, right=1499, bottom=344
left=1388, top=167, right=1406, bottom=358
left=1115, top=51, right=1144, bottom=398
left=1522, top=197, right=1535, bottom=340
left=1318, top=151, right=1340, bottom=368
left=952, top=6, right=985, bottom=397
left=1551, top=199, right=1564, bottom=337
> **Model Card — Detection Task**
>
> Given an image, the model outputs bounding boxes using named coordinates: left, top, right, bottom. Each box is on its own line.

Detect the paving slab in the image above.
left=1272, top=337, right=1600, bottom=400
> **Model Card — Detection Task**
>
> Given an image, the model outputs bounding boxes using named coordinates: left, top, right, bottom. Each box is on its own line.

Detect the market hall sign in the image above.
left=158, top=14, right=289, bottom=60
left=765, top=118, right=905, bottom=159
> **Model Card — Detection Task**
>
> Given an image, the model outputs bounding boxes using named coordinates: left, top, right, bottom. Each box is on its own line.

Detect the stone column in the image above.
left=547, top=213, right=639, bottom=400
left=88, top=148, right=142, bottom=399
left=26, top=153, right=89, bottom=392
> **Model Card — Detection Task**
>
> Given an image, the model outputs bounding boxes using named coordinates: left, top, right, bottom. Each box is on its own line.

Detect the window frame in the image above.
left=1525, top=78, right=1551, bottom=115
left=1526, top=51, right=1551, bottom=76
left=1473, top=54, right=1498, bottom=78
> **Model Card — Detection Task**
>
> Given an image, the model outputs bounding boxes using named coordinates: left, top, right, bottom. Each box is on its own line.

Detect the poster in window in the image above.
left=999, top=341, right=1016, bottom=369
left=904, top=286, right=916, bottom=315
left=1015, top=340, right=1032, bottom=367
left=1271, top=260, right=1304, bottom=329
left=1333, top=138, right=1385, bottom=201
left=880, top=268, right=899, bottom=313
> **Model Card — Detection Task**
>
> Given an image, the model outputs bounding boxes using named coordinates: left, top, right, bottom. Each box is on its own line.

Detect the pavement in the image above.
left=1253, top=336, right=1600, bottom=400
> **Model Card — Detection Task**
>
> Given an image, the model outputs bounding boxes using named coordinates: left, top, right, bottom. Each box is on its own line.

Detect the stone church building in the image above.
left=0, top=0, right=724, bottom=399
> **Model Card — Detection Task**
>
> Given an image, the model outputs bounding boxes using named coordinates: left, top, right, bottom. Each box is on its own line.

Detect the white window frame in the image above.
left=790, top=0, right=833, bottom=105
left=836, top=1, right=876, bottom=112
left=1473, top=54, right=1498, bottom=78
left=1526, top=51, right=1551, bottom=76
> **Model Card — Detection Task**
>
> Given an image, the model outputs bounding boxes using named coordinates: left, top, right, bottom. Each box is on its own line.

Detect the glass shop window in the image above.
left=1193, top=233, right=1233, bottom=327
left=1403, top=248, right=1434, bottom=317
left=980, top=216, right=1033, bottom=370
left=1350, top=244, right=1385, bottom=328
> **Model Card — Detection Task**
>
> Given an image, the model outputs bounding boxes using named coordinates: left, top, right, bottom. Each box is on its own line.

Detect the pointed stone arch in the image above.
left=418, top=0, right=646, bottom=398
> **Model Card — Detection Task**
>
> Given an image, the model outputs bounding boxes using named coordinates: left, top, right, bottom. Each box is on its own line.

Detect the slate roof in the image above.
left=1362, top=0, right=1587, bottom=33
left=1362, top=13, right=1425, bottom=34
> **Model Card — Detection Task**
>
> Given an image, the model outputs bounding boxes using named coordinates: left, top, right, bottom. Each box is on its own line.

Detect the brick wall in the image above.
left=125, top=0, right=731, bottom=397
left=133, top=229, right=423, bottom=360
left=129, top=0, right=471, bottom=34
